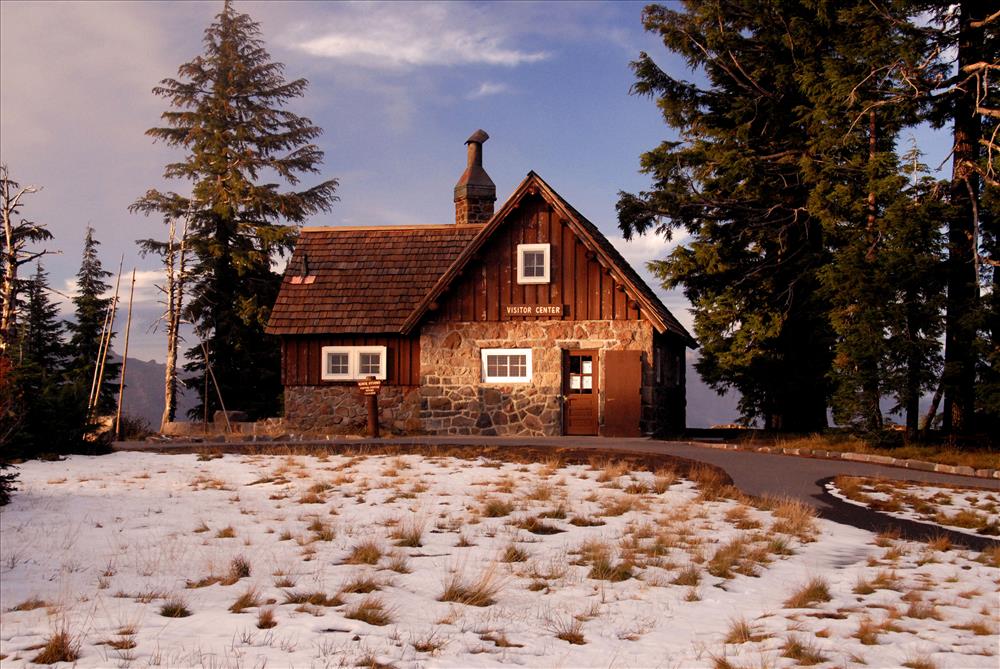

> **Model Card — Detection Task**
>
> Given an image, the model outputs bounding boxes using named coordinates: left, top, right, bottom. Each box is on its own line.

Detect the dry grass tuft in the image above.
left=439, top=564, right=503, bottom=607
left=341, top=573, right=383, bottom=594
left=854, top=617, right=881, bottom=645
left=282, top=589, right=342, bottom=607
left=547, top=615, right=586, bottom=645
left=346, top=539, right=384, bottom=565
left=568, top=515, right=605, bottom=527
left=902, top=655, right=939, bottom=669
left=781, top=636, right=827, bottom=665
left=673, top=564, right=701, bottom=586
left=159, top=597, right=191, bottom=618
left=501, top=543, right=529, bottom=563
left=31, top=628, right=80, bottom=664
left=229, top=587, right=261, bottom=613
left=412, top=628, right=448, bottom=653
left=257, top=606, right=277, bottom=629
left=482, top=497, right=514, bottom=517
left=514, top=516, right=564, bottom=535
left=344, top=595, right=395, bottom=626
left=724, top=617, right=765, bottom=644
left=390, top=517, right=425, bottom=547
left=11, top=597, right=50, bottom=611
left=783, top=577, right=832, bottom=609
left=769, top=498, right=818, bottom=540
left=215, top=525, right=236, bottom=539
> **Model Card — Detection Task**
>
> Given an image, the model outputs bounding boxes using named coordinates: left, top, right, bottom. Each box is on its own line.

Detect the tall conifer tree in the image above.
left=617, top=1, right=835, bottom=430
left=66, top=226, right=119, bottom=413
left=131, top=1, right=338, bottom=419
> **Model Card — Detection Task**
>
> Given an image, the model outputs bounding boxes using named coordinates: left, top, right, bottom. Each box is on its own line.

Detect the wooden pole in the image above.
left=200, top=341, right=231, bottom=433
left=88, top=254, right=123, bottom=415
left=114, top=268, right=136, bottom=440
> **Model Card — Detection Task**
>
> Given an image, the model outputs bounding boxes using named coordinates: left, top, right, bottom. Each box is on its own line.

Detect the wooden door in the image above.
left=603, top=350, right=642, bottom=437
left=564, top=350, right=598, bottom=435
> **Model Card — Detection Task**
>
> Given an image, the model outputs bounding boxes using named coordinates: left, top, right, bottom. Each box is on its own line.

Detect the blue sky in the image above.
left=1, top=0, right=951, bottom=381
left=1, top=0, right=700, bottom=363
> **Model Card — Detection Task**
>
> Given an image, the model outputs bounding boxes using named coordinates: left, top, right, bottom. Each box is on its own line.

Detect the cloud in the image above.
left=287, top=4, right=549, bottom=69
left=467, top=82, right=511, bottom=99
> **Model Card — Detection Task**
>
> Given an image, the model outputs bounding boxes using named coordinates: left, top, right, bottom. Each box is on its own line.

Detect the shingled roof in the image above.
left=266, top=224, right=482, bottom=335
left=268, top=172, right=696, bottom=347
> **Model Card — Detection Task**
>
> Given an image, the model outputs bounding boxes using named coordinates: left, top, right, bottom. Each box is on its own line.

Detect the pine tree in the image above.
left=617, top=1, right=836, bottom=431
left=66, top=225, right=119, bottom=414
left=7, top=263, right=87, bottom=458
left=803, top=2, right=937, bottom=435
left=131, top=0, right=338, bottom=420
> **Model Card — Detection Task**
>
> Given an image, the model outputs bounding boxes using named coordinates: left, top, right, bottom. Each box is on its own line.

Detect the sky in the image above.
left=0, top=0, right=701, bottom=364
left=1, top=1, right=951, bottom=371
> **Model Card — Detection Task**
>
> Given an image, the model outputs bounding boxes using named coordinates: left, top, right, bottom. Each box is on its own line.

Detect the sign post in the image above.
left=357, top=376, right=382, bottom=438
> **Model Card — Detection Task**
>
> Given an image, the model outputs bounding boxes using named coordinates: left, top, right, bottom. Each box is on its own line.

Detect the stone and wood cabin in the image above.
left=266, top=131, right=696, bottom=437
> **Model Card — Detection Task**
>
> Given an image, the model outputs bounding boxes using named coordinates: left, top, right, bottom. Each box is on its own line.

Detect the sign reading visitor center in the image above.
left=504, top=304, right=563, bottom=316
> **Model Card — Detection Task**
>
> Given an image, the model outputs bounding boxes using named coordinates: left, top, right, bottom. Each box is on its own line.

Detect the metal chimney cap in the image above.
left=466, top=129, right=489, bottom=144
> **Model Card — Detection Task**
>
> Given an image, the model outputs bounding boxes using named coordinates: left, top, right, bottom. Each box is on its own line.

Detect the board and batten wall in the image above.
left=430, top=195, right=645, bottom=325
left=281, top=334, right=421, bottom=387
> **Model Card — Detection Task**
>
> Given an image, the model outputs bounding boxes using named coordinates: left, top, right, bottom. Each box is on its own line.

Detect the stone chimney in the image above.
left=454, top=129, right=496, bottom=225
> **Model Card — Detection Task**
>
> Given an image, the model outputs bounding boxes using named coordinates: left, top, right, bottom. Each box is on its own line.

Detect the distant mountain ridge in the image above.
left=109, top=353, right=197, bottom=428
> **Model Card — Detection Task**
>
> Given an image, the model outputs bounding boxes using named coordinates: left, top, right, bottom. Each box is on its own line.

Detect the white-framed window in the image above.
left=517, top=243, right=550, bottom=284
left=481, top=348, right=532, bottom=383
left=321, top=346, right=387, bottom=381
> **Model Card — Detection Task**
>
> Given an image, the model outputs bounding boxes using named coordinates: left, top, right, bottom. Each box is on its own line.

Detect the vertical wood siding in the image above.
left=435, top=196, right=644, bottom=323
left=281, top=334, right=421, bottom=387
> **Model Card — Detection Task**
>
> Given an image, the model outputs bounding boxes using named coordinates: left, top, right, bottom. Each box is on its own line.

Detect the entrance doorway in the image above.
left=564, top=349, right=598, bottom=435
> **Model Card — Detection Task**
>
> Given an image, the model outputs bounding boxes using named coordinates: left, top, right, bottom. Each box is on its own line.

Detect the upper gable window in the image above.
left=517, top=243, right=550, bottom=284
left=321, top=346, right=387, bottom=381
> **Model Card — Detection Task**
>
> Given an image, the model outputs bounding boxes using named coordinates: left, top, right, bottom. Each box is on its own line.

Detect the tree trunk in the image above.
left=942, top=0, right=985, bottom=436
left=863, top=110, right=883, bottom=433
left=904, top=288, right=921, bottom=440
left=160, top=216, right=188, bottom=430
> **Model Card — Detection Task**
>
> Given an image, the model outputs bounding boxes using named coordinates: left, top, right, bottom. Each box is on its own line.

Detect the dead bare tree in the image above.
left=1, top=165, right=54, bottom=353
left=138, top=214, right=189, bottom=430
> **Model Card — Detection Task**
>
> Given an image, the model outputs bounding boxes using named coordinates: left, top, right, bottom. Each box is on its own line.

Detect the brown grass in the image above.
left=781, top=636, right=827, bottom=665
left=672, top=564, right=701, bottom=586
left=390, top=518, right=425, bottom=547
left=346, top=539, right=384, bottom=565
left=344, top=595, right=395, bottom=626
left=439, top=565, right=503, bottom=607
left=501, top=544, right=529, bottom=563
left=282, top=590, right=343, bottom=607
left=341, top=573, right=383, bottom=594
left=229, top=587, right=261, bottom=613
left=31, top=628, right=80, bottom=664
left=11, top=597, right=50, bottom=611
left=548, top=615, right=586, bottom=645
left=771, top=434, right=999, bottom=469
left=783, top=577, right=832, bottom=609
left=159, top=597, right=191, bottom=618
left=482, top=497, right=514, bottom=517
left=215, top=525, right=236, bottom=539
left=257, top=606, right=277, bottom=629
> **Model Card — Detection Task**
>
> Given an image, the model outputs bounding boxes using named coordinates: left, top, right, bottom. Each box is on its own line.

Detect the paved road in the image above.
left=116, top=435, right=999, bottom=548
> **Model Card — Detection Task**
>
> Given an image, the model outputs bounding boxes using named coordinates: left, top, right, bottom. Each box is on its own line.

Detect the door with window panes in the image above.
left=563, top=350, right=599, bottom=435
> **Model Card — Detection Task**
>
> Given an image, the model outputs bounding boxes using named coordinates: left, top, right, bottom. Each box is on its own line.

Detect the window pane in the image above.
left=359, top=352, right=381, bottom=375
left=523, top=251, right=545, bottom=277
left=582, top=359, right=592, bottom=374
left=509, top=354, right=526, bottom=377
left=327, top=353, right=348, bottom=375
left=570, top=357, right=581, bottom=374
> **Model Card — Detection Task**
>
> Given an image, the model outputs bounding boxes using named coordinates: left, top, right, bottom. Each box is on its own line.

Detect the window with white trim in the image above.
left=517, top=243, right=550, bottom=284
left=481, top=348, right=532, bottom=383
left=321, top=346, right=387, bottom=381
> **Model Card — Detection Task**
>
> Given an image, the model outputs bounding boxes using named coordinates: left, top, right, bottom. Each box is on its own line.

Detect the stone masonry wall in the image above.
left=284, top=385, right=422, bottom=434
left=419, top=320, right=656, bottom=436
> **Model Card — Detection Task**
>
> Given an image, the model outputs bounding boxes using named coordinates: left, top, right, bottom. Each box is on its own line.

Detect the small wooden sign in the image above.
left=504, top=304, right=563, bottom=316
left=357, top=378, right=382, bottom=395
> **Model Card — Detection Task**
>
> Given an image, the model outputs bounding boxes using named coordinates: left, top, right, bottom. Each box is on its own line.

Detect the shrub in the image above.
left=257, top=606, right=277, bottom=629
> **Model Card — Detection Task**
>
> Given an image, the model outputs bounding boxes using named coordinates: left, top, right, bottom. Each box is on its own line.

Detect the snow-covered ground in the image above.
left=828, top=476, right=1000, bottom=538
left=1, top=452, right=997, bottom=668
